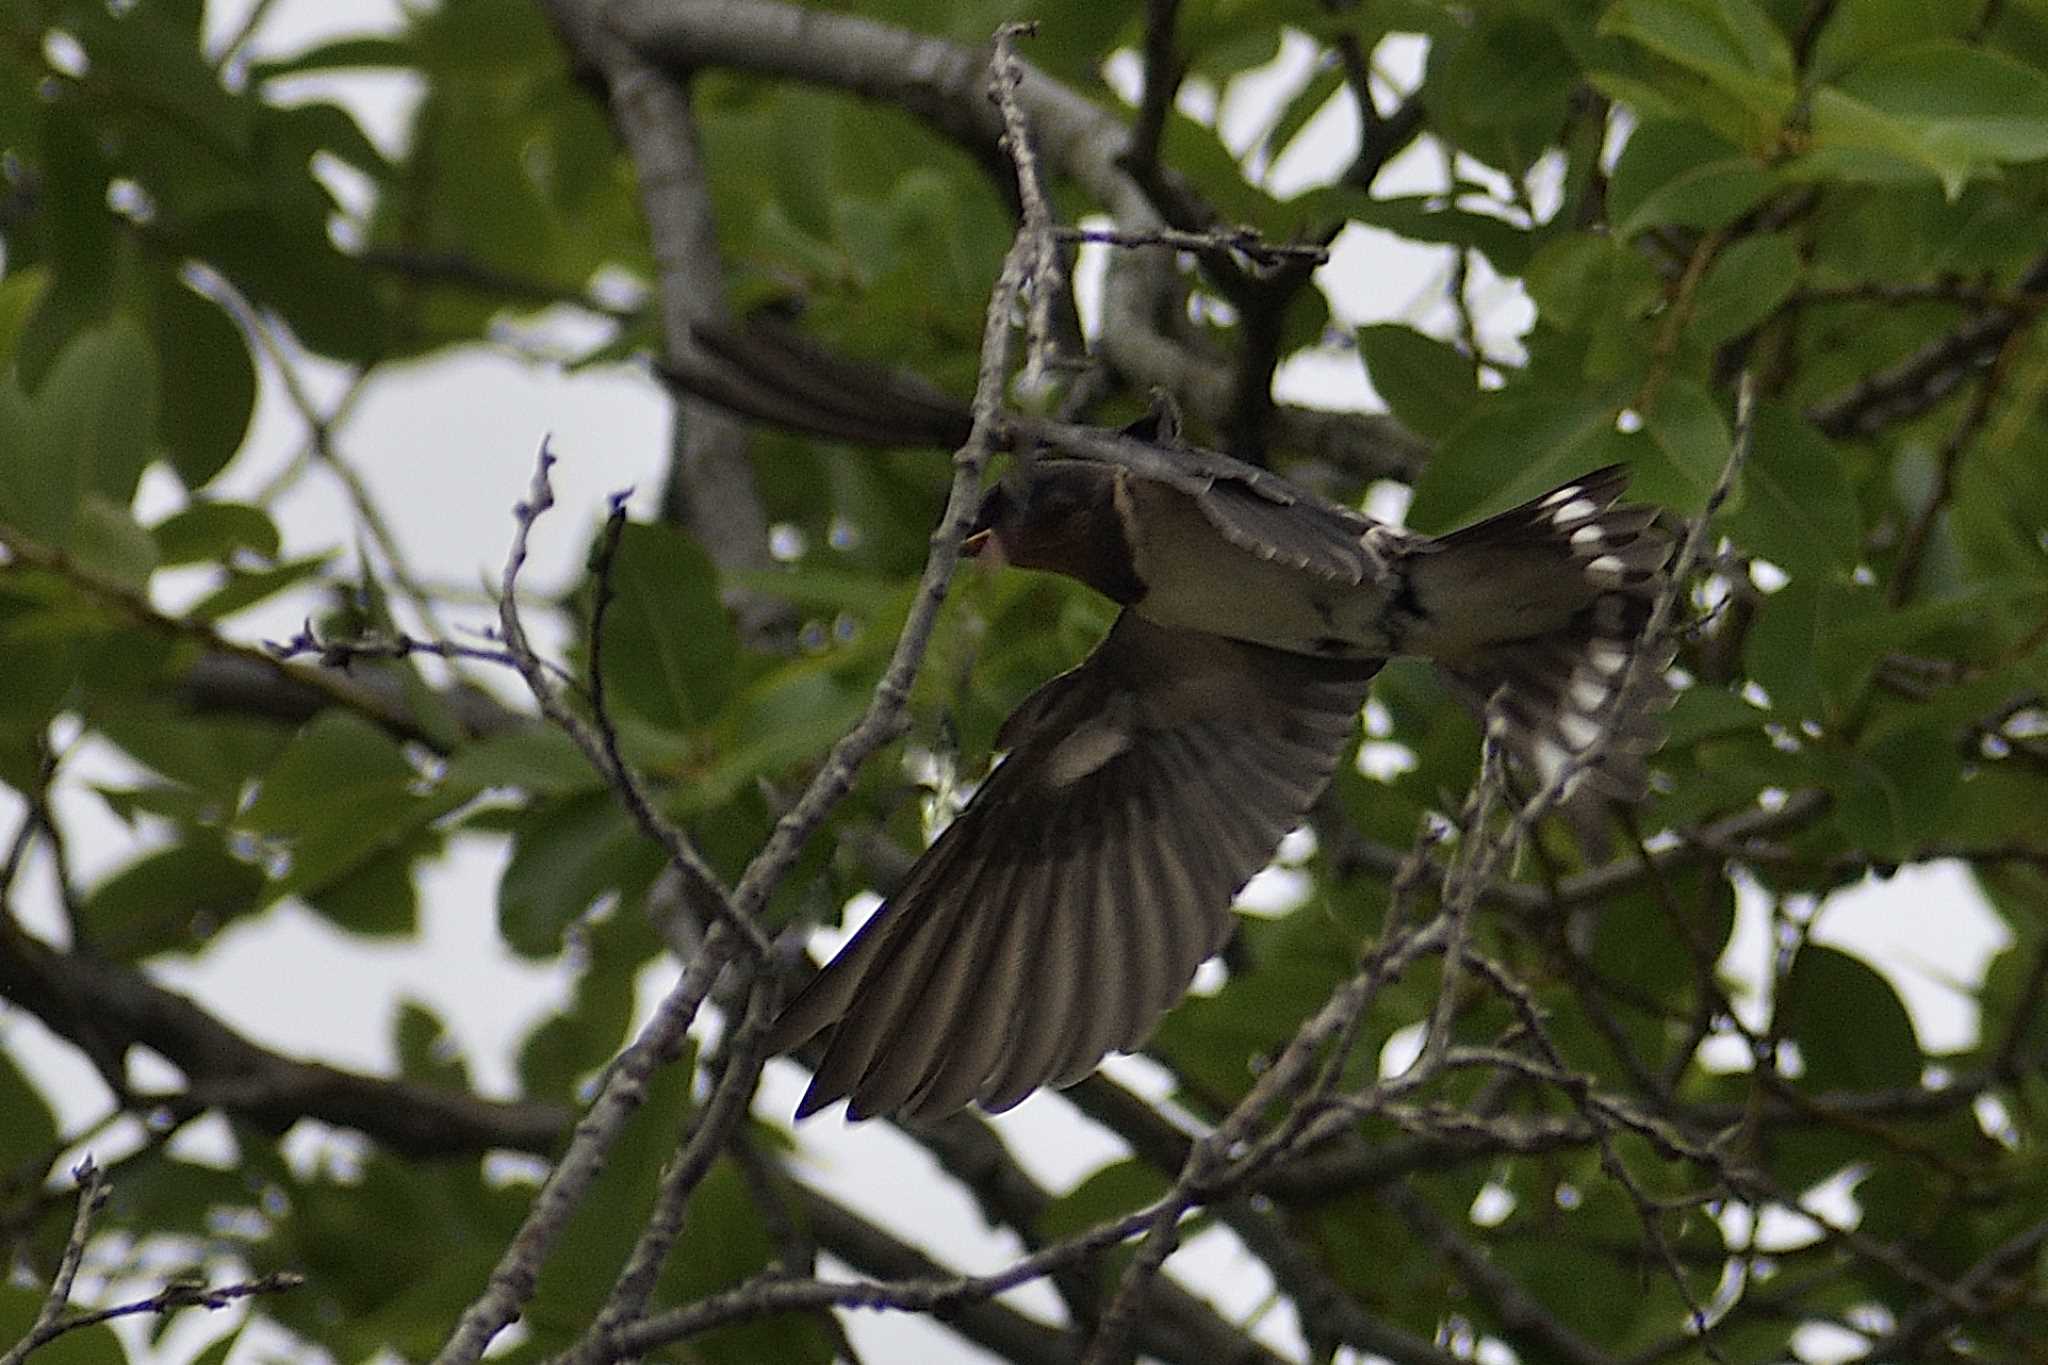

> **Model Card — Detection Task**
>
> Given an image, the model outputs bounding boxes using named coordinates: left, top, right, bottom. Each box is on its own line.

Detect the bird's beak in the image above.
left=962, top=529, right=1005, bottom=567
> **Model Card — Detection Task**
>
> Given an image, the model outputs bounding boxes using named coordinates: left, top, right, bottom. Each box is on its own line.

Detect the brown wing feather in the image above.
left=770, top=613, right=1382, bottom=1121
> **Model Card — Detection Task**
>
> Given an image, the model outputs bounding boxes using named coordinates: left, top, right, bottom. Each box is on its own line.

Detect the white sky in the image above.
left=0, top=5, right=2010, bottom=1364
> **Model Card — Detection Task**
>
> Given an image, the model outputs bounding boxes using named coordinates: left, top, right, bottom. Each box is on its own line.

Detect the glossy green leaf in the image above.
left=1778, top=943, right=1921, bottom=1090
left=0, top=266, right=52, bottom=365
left=498, top=791, right=663, bottom=957
left=442, top=726, right=603, bottom=798
left=82, top=836, right=267, bottom=961
left=1037, top=1159, right=1172, bottom=1242
left=1427, top=13, right=1577, bottom=175
left=1809, top=42, right=2048, bottom=196
left=303, top=835, right=428, bottom=936
left=0, top=1049, right=58, bottom=1181
left=0, top=1286, right=130, bottom=1365
left=1726, top=403, right=1860, bottom=579
left=1600, top=0, right=1797, bottom=127
left=1806, top=0, right=1970, bottom=80
left=186, top=553, right=334, bottom=622
left=1687, top=233, right=1799, bottom=348
left=150, top=501, right=282, bottom=567
left=1611, top=120, right=1774, bottom=234
left=1641, top=378, right=1731, bottom=513
left=0, top=322, right=158, bottom=547
left=1408, top=392, right=1627, bottom=533
left=394, top=998, right=471, bottom=1090
left=243, top=712, right=413, bottom=835
left=68, top=493, right=160, bottom=590
left=151, top=278, right=256, bottom=489
left=598, top=521, right=737, bottom=732
left=49, top=318, right=159, bottom=505
left=1355, top=324, right=1477, bottom=442
left=516, top=909, right=647, bottom=1099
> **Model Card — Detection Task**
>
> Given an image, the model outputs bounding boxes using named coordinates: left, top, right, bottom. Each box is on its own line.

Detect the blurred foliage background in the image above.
left=4, top=0, right=2048, bottom=1361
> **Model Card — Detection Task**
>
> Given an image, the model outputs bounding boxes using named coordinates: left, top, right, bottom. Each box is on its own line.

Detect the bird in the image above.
left=767, top=449, right=1675, bottom=1123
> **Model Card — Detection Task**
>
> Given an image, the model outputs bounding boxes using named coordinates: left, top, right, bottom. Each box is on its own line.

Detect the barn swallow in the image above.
left=768, top=454, right=1673, bottom=1122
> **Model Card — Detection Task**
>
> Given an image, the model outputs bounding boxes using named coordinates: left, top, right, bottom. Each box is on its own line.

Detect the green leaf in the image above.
left=689, top=665, right=871, bottom=809
left=40, top=319, right=158, bottom=510
left=1819, top=720, right=1962, bottom=858
left=1805, top=0, right=1970, bottom=81
left=151, top=501, right=282, bottom=567
left=1038, top=1159, right=1173, bottom=1243
left=498, top=792, right=662, bottom=957
left=186, top=553, right=334, bottom=622
left=1726, top=403, right=1859, bottom=579
left=1592, top=873, right=1736, bottom=1003
left=69, top=493, right=160, bottom=590
left=1500, top=1183, right=1673, bottom=1341
left=442, top=727, right=603, bottom=797
left=1687, top=233, right=1800, bottom=348
left=1599, top=0, right=1797, bottom=129
left=91, top=704, right=291, bottom=805
left=1355, top=325, right=1477, bottom=442
left=189, top=206, right=390, bottom=363
left=1611, top=120, right=1774, bottom=235
left=598, top=521, right=737, bottom=732
left=82, top=836, right=267, bottom=961
left=1809, top=42, right=2048, bottom=197
left=1426, top=13, right=1577, bottom=176
left=1521, top=234, right=1662, bottom=382
left=0, top=1286, right=130, bottom=1365
left=0, top=266, right=52, bottom=366
left=1778, top=943, right=1921, bottom=1090
left=150, top=278, right=256, bottom=489
left=304, top=836, right=427, bottom=936
left=0, top=1049, right=58, bottom=1182
left=516, top=909, right=647, bottom=1099
left=0, top=323, right=158, bottom=548
left=239, top=712, right=446, bottom=915
left=243, top=712, right=413, bottom=835
left=1664, top=681, right=1771, bottom=747
left=522, top=1053, right=694, bottom=1333
left=249, top=35, right=419, bottom=79
left=394, top=998, right=470, bottom=1090
left=1414, top=401, right=1640, bottom=532
left=1744, top=581, right=1900, bottom=724
left=1640, top=378, right=1731, bottom=513
left=19, top=106, right=116, bottom=389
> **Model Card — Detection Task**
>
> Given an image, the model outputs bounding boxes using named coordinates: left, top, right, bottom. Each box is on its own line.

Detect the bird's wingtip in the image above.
left=792, top=1084, right=842, bottom=1122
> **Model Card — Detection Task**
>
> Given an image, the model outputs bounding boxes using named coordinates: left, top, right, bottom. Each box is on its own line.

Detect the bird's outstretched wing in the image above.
left=770, top=613, right=1382, bottom=1122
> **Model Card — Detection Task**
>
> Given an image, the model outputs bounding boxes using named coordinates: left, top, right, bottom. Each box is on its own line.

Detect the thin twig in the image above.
left=1052, top=223, right=1329, bottom=265
left=493, top=446, right=757, bottom=953
left=990, top=23, right=1064, bottom=390
left=0, top=1158, right=107, bottom=1365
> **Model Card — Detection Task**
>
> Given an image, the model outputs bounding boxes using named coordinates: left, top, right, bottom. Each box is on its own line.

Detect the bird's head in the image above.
left=962, top=460, right=1145, bottom=604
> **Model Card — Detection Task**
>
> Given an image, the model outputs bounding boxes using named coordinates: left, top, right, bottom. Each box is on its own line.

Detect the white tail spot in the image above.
left=1589, top=642, right=1629, bottom=675
left=1540, top=485, right=1583, bottom=508
left=1550, top=498, right=1598, bottom=525
left=1587, top=553, right=1626, bottom=583
left=1570, top=676, right=1610, bottom=711
left=1570, top=525, right=1605, bottom=548
left=1560, top=713, right=1603, bottom=749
